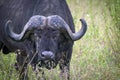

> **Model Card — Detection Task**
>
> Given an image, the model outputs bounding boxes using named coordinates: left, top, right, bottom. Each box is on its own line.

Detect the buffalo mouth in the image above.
left=37, top=60, right=57, bottom=69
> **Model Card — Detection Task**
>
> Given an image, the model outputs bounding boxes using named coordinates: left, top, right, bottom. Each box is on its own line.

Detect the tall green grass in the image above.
left=0, top=0, right=120, bottom=80
left=105, top=0, right=120, bottom=68
left=68, top=0, right=120, bottom=80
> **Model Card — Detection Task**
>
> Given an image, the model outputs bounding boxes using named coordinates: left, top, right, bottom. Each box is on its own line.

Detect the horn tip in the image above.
left=80, top=18, right=85, bottom=21
left=7, top=20, right=12, bottom=23
left=80, top=19, right=87, bottom=26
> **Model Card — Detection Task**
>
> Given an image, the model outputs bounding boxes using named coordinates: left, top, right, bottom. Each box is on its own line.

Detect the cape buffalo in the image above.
left=0, top=0, right=87, bottom=80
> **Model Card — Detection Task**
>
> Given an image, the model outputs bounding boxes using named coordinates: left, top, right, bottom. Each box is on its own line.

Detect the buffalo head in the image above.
left=5, top=15, right=87, bottom=68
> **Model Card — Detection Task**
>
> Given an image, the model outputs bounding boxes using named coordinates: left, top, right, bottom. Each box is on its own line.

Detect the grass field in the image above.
left=0, top=0, right=120, bottom=80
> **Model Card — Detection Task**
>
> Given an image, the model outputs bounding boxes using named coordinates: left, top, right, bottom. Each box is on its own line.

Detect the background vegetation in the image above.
left=0, top=0, right=120, bottom=80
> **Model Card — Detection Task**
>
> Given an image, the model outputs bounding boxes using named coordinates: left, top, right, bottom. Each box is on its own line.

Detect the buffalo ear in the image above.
left=0, top=42, right=3, bottom=50
left=2, top=46, right=11, bottom=54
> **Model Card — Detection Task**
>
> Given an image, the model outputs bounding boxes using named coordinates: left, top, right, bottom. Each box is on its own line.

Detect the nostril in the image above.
left=41, top=52, right=45, bottom=57
left=50, top=53, right=54, bottom=58
left=41, top=51, right=54, bottom=59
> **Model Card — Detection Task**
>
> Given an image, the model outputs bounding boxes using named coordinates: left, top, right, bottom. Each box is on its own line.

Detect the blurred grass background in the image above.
left=0, top=0, right=120, bottom=80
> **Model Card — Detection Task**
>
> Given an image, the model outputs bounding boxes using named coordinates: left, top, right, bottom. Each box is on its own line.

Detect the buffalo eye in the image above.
left=28, top=33, right=35, bottom=41
left=52, top=31, right=60, bottom=40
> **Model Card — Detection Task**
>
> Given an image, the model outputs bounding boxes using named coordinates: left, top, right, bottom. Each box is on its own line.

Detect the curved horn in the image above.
left=5, top=15, right=46, bottom=41
left=48, top=15, right=87, bottom=41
